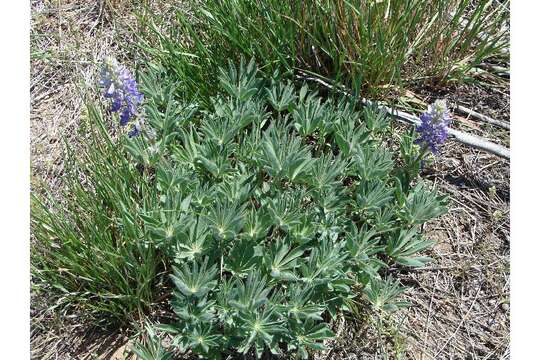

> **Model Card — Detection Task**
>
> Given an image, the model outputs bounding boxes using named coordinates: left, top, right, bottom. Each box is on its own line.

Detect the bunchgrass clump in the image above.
left=31, top=105, right=164, bottom=326
left=138, top=0, right=509, bottom=100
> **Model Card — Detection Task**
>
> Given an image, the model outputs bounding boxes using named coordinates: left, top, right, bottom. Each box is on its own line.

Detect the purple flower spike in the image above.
left=99, top=57, right=144, bottom=135
left=415, top=100, right=452, bottom=154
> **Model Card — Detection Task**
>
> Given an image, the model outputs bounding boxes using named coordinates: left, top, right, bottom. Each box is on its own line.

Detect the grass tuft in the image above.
left=136, top=0, right=509, bottom=100
left=31, top=104, right=164, bottom=327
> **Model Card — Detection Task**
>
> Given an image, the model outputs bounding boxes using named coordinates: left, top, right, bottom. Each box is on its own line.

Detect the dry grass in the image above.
left=400, top=145, right=509, bottom=359
left=31, top=0, right=126, bottom=192
left=30, top=1, right=510, bottom=359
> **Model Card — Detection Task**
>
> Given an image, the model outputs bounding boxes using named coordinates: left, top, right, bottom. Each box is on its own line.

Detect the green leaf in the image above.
left=385, top=227, right=434, bottom=267
left=265, top=240, right=304, bottom=281
left=399, top=181, right=448, bottom=225
left=170, top=257, right=218, bottom=298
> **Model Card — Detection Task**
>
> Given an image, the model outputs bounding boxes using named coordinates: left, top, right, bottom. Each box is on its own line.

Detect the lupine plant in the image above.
left=126, top=59, right=447, bottom=359
left=32, top=59, right=448, bottom=358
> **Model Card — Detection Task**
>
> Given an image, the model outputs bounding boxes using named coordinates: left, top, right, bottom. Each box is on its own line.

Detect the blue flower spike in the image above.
left=415, top=99, right=452, bottom=154
left=99, top=57, right=144, bottom=136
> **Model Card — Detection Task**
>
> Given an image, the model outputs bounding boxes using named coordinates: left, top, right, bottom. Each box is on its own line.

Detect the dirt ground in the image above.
left=30, top=1, right=510, bottom=359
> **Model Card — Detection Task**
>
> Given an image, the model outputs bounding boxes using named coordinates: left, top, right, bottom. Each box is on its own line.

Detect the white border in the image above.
left=0, top=0, right=535, bottom=358
left=511, top=1, right=540, bottom=358
left=0, top=1, right=30, bottom=356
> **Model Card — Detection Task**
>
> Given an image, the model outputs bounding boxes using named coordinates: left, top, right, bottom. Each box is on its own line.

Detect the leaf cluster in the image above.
left=127, top=60, right=447, bottom=358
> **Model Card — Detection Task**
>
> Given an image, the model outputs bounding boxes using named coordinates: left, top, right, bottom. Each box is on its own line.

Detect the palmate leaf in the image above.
left=195, top=141, right=234, bottom=179
left=213, top=96, right=264, bottom=127
left=299, top=238, right=348, bottom=289
left=216, top=173, right=254, bottom=204
left=241, top=207, right=272, bottom=242
left=170, top=257, right=218, bottom=298
left=189, top=181, right=216, bottom=210
left=331, top=96, right=360, bottom=125
left=225, top=238, right=261, bottom=278
left=313, top=186, right=349, bottom=217
left=300, top=241, right=356, bottom=319
left=155, top=161, right=197, bottom=196
left=124, top=132, right=162, bottom=166
left=370, top=206, right=398, bottom=234
left=206, top=96, right=267, bottom=146
left=264, top=189, right=306, bottom=231
left=265, top=239, right=305, bottom=281
left=363, top=105, right=390, bottom=134
left=138, top=66, right=171, bottom=108
left=364, top=276, right=409, bottom=312
left=200, top=111, right=241, bottom=147
left=308, top=153, right=349, bottom=191
left=175, top=218, right=212, bottom=261
left=396, top=128, right=422, bottom=191
left=132, top=323, right=174, bottom=360
left=332, top=115, right=371, bottom=157
left=214, top=277, right=236, bottom=326
left=139, top=68, right=198, bottom=140
left=184, top=324, right=223, bottom=357
left=230, top=272, right=272, bottom=312
left=235, top=123, right=263, bottom=165
left=159, top=322, right=223, bottom=358
left=316, top=211, right=348, bottom=246
left=278, top=285, right=324, bottom=323
left=258, top=122, right=314, bottom=182
left=266, top=78, right=296, bottom=112
left=292, top=94, right=327, bottom=137
left=355, top=179, right=394, bottom=213
left=385, top=227, right=434, bottom=267
left=399, top=181, right=448, bottom=225
left=345, top=224, right=385, bottom=283
left=236, top=304, right=286, bottom=359
left=353, top=146, right=394, bottom=180
left=288, top=214, right=317, bottom=246
left=171, top=296, right=216, bottom=325
left=218, top=57, right=262, bottom=101
left=205, top=199, right=245, bottom=241
left=173, top=127, right=201, bottom=168
left=288, top=319, right=334, bottom=359
left=140, top=196, right=192, bottom=251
